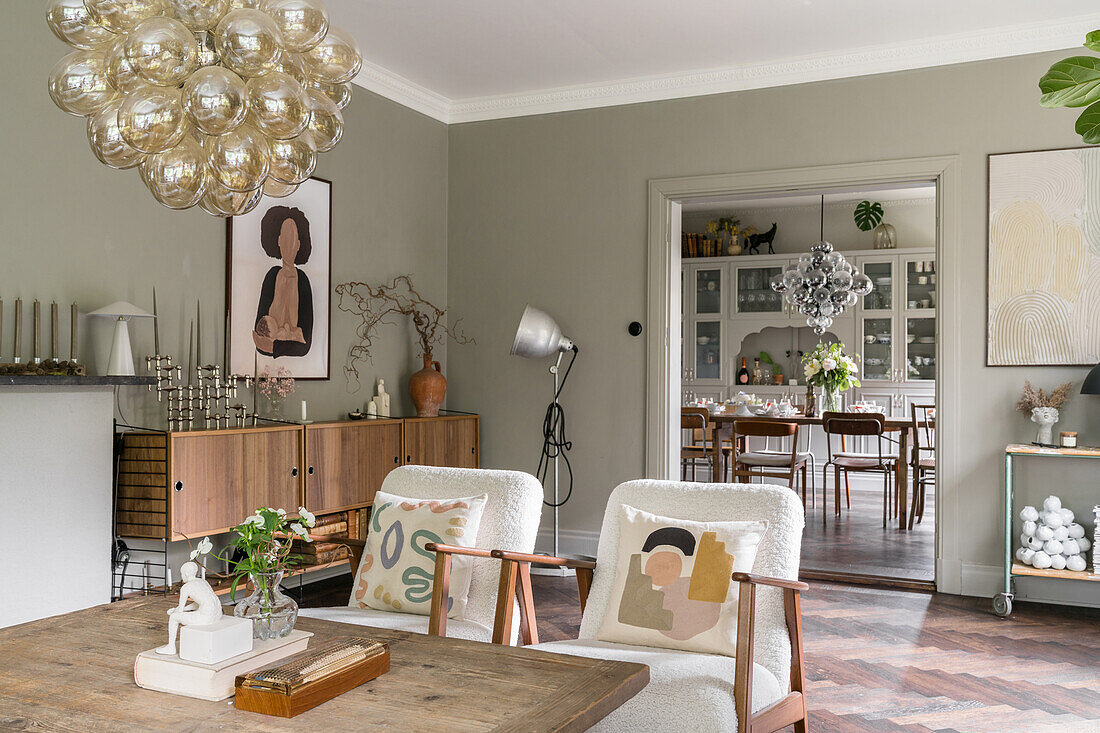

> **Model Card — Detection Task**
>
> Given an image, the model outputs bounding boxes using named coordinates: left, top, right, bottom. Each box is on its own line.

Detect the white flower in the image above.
left=272, top=539, right=282, bottom=549
left=822, top=357, right=837, bottom=371
left=276, top=508, right=286, bottom=517
left=298, top=506, right=316, bottom=528
left=290, top=522, right=312, bottom=542
left=243, top=514, right=265, bottom=527
left=189, top=536, right=212, bottom=560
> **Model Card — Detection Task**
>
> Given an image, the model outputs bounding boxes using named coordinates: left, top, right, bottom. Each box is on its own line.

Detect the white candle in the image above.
left=301, top=400, right=307, bottom=422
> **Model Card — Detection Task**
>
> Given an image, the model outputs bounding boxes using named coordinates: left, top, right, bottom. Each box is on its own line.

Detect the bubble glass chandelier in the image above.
left=770, top=195, right=873, bottom=335
left=46, top=0, right=361, bottom=216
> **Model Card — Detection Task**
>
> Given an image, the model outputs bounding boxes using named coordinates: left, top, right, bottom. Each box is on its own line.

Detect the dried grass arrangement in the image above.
left=1016, top=380, right=1074, bottom=417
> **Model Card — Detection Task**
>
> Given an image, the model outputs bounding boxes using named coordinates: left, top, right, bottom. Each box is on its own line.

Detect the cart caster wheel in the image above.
left=993, top=593, right=1013, bottom=617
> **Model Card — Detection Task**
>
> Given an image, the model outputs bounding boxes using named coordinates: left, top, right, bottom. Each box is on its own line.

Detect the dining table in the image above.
left=705, top=410, right=920, bottom=530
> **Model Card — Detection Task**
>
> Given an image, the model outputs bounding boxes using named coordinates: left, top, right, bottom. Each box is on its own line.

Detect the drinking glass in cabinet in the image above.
left=695, top=321, right=722, bottom=380
left=695, top=269, right=722, bottom=314
left=862, top=262, right=892, bottom=310
left=736, top=266, right=783, bottom=313
left=906, top=260, right=936, bottom=309
left=906, top=318, right=935, bottom=381
left=862, top=317, right=893, bottom=380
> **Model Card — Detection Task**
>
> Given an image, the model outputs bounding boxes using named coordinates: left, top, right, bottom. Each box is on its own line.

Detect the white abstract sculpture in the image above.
left=1030, top=406, right=1059, bottom=445
left=1017, top=499, right=1091, bottom=574
left=156, top=561, right=223, bottom=655
left=375, top=379, right=391, bottom=416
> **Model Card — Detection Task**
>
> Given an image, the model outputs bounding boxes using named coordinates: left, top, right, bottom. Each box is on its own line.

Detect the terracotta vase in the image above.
left=409, top=353, right=446, bottom=417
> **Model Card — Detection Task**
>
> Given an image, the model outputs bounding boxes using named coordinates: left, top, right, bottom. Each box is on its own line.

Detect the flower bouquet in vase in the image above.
left=802, top=342, right=860, bottom=413
left=217, top=507, right=317, bottom=639
left=258, top=366, right=295, bottom=420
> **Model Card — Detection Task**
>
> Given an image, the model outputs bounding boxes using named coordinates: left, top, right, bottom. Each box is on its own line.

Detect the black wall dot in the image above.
left=628, top=321, right=643, bottom=337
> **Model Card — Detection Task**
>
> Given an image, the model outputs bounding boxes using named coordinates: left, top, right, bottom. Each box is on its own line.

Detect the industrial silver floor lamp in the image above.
left=510, top=305, right=578, bottom=576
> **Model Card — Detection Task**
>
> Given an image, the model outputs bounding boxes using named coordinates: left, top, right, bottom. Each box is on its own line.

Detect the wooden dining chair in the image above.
left=681, top=407, right=726, bottom=481
left=730, top=419, right=811, bottom=507
left=909, top=403, right=935, bottom=530
left=821, top=412, right=897, bottom=527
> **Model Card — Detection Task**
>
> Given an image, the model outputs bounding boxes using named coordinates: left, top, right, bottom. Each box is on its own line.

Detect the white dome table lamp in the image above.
left=88, top=301, right=155, bottom=376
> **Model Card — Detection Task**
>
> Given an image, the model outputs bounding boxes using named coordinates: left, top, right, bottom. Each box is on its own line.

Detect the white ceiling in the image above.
left=327, top=0, right=1100, bottom=123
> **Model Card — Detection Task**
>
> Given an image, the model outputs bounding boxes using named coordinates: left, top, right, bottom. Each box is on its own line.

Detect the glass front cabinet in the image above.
left=733, top=263, right=786, bottom=318
left=855, top=251, right=935, bottom=387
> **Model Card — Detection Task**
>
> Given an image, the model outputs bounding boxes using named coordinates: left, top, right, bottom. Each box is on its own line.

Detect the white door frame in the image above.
left=646, top=156, right=961, bottom=593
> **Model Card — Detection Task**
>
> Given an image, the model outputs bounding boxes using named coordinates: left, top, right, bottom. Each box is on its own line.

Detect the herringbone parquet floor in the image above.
left=301, top=575, right=1100, bottom=731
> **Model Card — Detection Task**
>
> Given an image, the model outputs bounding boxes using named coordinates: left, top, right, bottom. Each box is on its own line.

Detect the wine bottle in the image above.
left=737, top=357, right=750, bottom=385
left=752, top=358, right=762, bottom=385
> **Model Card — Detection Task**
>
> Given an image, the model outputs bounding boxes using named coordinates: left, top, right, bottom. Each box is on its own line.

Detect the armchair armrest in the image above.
left=489, top=549, right=596, bottom=570
left=490, top=550, right=597, bottom=637
left=422, top=542, right=498, bottom=639
left=731, top=572, right=808, bottom=733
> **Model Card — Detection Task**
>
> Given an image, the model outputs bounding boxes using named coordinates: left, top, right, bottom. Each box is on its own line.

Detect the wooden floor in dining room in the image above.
left=301, top=574, right=1100, bottom=732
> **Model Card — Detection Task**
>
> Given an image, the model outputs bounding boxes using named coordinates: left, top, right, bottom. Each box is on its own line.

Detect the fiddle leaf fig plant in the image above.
left=853, top=200, right=884, bottom=232
left=1039, top=33, right=1100, bottom=143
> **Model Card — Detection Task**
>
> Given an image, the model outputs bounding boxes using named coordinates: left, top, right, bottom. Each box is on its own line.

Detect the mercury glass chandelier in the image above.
left=770, top=195, right=873, bottom=335
left=45, top=0, right=362, bottom=217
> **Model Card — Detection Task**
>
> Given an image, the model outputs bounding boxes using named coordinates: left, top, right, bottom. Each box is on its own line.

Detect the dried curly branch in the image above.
left=1016, top=380, right=1074, bottom=416
left=334, top=275, right=474, bottom=392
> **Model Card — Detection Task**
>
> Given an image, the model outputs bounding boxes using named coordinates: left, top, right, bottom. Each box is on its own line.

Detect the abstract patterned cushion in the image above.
left=596, top=504, right=767, bottom=657
left=349, top=490, right=487, bottom=619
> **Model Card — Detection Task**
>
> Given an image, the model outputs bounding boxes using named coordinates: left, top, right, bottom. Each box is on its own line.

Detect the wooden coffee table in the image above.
left=0, top=598, right=648, bottom=731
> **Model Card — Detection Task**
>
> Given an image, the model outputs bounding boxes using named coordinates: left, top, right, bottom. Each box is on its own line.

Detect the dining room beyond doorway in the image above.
left=678, top=180, right=938, bottom=588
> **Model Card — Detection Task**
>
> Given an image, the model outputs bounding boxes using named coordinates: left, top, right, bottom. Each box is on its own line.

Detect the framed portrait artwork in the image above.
left=227, top=176, right=332, bottom=379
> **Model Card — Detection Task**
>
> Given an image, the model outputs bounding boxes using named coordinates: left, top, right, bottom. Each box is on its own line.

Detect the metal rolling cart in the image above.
left=995, top=443, right=1100, bottom=617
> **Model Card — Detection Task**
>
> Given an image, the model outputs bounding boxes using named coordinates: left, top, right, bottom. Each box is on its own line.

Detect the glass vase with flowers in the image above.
left=801, top=342, right=860, bottom=413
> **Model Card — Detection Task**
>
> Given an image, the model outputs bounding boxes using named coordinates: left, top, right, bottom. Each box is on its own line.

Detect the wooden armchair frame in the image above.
left=490, top=550, right=809, bottom=733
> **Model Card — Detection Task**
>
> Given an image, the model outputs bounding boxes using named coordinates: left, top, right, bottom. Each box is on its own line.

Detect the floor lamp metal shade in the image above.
left=88, top=301, right=155, bottom=376
left=1083, top=364, right=1100, bottom=395
left=511, top=305, right=574, bottom=358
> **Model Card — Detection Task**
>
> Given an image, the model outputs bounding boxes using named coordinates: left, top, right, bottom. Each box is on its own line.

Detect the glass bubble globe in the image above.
left=87, top=99, right=144, bottom=169
left=215, top=9, right=283, bottom=77
left=852, top=272, right=873, bottom=296
left=263, top=177, right=299, bottom=198
left=304, top=88, right=342, bottom=151
left=85, top=0, right=166, bottom=35
left=118, top=85, right=186, bottom=153
left=205, top=123, right=270, bottom=191
left=169, top=0, right=231, bottom=31
left=769, top=273, right=787, bottom=294
left=49, top=50, right=116, bottom=117
left=142, top=135, right=208, bottom=208
left=125, top=16, right=198, bottom=86
left=302, top=25, right=361, bottom=84
left=46, top=0, right=116, bottom=50
left=266, top=0, right=329, bottom=53
left=268, top=133, right=316, bottom=184
left=248, top=72, right=310, bottom=139
left=829, top=269, right=853, bottom=290
left=182, top=65, right=248, bottom=135
left=269, top=50, right=309, bottom=84
left=105, top=38, right=146, bottom=94
left=202, top=177, right=264, bottom=215
left=309, top=79, right=351, bottom=110
left=806, top=269, right=826, bottom=288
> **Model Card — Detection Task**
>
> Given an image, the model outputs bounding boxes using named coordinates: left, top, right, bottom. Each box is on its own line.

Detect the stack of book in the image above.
left=292, top=512, right=351, bottom=566
left=681, top=233, right=721, bottom=258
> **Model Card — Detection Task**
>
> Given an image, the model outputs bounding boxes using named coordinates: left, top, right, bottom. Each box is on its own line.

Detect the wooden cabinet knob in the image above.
left=393, top=456, right=399, bottom=464
left=291, top=467, right=299, bottom=478
left=308, top=466, right=314, bottom=475
left=174, top=480, right=183, bottom=492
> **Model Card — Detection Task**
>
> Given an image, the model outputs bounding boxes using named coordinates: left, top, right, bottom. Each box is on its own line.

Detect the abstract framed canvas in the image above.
left=227, top=177, right=332, bottom=379
left=988, top=148, right=1100, bottom=366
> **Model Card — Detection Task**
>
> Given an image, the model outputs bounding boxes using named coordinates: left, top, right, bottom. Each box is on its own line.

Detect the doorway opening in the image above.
left=646, top=158, right=959, bottom=591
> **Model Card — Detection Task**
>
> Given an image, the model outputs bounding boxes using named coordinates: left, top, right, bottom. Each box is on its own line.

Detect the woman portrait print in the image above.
left=252, top=206, right=314, bottom=358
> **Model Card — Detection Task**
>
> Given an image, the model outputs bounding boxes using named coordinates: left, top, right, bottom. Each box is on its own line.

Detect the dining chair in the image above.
left=298, top=465, right=543, bottom=644
left=909, top=403, right=935, bottom=530
left=730, top=419, right=811, bottom=508
left=492, top=479, right=809, bottom=733
left=681, top=407, right=727, bottom=481
left=821, top=412, right=897, bottom=527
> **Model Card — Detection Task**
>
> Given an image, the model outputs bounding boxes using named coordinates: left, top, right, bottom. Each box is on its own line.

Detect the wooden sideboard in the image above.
left=115, top=415, right=479, bottom=541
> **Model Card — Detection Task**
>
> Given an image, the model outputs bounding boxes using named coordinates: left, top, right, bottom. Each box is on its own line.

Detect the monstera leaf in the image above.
left=853, top=200, right=883, bottom=232
left=1039, top=56, right=1100, bottom=108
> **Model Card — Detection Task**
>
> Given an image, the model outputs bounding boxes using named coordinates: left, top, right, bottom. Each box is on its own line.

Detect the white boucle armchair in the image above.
left=299, top=466, right=543, bottom=645
left=492, top=479, right=808, bottom=733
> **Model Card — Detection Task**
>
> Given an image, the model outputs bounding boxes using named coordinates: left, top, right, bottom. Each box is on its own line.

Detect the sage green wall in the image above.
left=446, top=51, right=1100, bottom=601
left=1, top=2, right=449, bottom=425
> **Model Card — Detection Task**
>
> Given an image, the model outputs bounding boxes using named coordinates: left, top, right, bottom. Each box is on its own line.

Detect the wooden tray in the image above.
left=233, top=639, right=390, bottom=718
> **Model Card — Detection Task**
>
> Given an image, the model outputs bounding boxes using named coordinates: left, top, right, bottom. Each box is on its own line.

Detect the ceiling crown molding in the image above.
left=355, top=13, right=1100, bottom=125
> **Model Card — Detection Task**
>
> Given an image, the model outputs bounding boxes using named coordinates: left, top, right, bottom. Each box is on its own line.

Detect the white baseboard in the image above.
left=535, top=527, right=600, bottom=558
